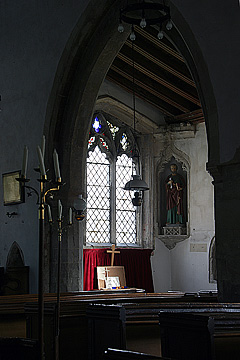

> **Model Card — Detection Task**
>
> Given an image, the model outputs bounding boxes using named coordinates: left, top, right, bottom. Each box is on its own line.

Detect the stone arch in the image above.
left=43, top=0, right=219, bottom=290
left=169, top=1, right=219, bottom=168
left=44, top=0, right=129, bottom=196
left=44, top=0, right=129, bottom=291
left=44, top=0, right=219, bottom=188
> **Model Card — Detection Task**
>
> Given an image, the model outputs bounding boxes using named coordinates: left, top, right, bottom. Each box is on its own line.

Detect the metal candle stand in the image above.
left=54, top=201, right=73, bottom=360
left=17, top=139, right=63, bottom=360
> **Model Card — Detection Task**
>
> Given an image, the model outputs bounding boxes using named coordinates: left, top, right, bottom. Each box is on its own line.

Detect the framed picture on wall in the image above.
left=2, top=171, right=24, bottom=205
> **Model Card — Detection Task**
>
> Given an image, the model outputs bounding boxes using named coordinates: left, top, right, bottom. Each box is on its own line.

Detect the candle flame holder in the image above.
left=17, top=143, right=63, bottom=360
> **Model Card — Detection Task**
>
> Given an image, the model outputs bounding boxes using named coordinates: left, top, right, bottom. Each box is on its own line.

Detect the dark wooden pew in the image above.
left=0, top=290, right=217, bottom=338
left=0, top=290, right=148, bottom=338
left=87, top=302, right=240, bottom=360
left=103, top=348, right=171, bottom=360
left=0, top=291, right=218, bottom=360
left=159, top=312, right=240, bottom=360
left=24, top=293, right=187, bottom=360
left=0, top=337, right=39, bottom=360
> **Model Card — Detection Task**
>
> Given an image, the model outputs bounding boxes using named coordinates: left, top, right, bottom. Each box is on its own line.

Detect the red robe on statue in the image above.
left=165, top=173, right=185, bottom=224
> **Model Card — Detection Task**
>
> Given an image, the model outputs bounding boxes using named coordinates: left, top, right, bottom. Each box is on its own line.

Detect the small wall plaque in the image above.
left=2, top=171, right=24, bottom=205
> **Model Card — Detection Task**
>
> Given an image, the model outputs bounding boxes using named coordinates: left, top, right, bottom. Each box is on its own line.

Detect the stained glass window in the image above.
left=86, top=114, right=139, bottom=246
left=120, top=133, right=129, bottom=151
left=88, top=136, right=95, bottom=148
left=92, top=116, right=102, bottom=133
left=99, top=137, right=109, bottom=150
left=107, top=121, right=119, bottom=140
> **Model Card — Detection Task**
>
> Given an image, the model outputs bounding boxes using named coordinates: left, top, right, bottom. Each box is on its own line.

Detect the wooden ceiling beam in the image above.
left=173, top=109, right=204, bottom=123
left=125, top=40, right=195, bottom=87
left=106, top=74, right=174, bottom=116
left=109, top=65, right=190, bottom=113
left=117, top=52, right=201, bottom=106
left=136, top=27, right=184, bottom=62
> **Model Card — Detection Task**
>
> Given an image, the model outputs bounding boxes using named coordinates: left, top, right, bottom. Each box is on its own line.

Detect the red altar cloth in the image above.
left=83, top=248, right=154, bottom=293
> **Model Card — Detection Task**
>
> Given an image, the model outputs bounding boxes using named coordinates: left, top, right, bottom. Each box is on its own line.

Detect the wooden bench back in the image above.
left=103, top=348, right=171, bottom=360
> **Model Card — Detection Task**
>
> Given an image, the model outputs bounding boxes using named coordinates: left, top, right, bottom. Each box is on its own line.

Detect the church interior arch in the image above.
left=42, top=0, right=218, bottom=293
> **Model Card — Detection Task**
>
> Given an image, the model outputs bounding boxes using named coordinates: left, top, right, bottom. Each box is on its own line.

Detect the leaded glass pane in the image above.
left=99, top=137, right=109, bottom=150
left=107, top=121, right=119, bottom=140
left=120, top=133, right=129, bottom=151
left=92, top=116, right=102, bottom=133
left=88, top=136, right=95, bottom=149
left=116, top=154, right=137, bottom=245
left=86, top=146, right=110, bottom=243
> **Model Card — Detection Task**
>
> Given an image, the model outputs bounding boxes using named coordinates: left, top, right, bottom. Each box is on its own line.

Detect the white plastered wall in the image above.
left=151, top=123, right=217, bottom=293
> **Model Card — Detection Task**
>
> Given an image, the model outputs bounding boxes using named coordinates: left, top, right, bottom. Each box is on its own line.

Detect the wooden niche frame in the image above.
left=2, top=170, right=24, bottom=205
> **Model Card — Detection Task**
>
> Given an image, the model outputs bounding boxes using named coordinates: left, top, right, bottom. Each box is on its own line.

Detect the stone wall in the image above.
left=0, top=0, right=87, bottom=293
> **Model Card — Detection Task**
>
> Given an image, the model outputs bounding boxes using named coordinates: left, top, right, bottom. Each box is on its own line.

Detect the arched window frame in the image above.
left=86, top=112, right=142, bottom=247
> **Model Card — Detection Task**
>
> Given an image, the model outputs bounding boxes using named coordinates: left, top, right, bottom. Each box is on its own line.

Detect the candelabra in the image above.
left=17, top=137, right=87, bottom=360
left=46, top=195, right=86, bottom=360
left=51, top=200, right=73, bottom=360
left=17, top=136, right=63, bottom=360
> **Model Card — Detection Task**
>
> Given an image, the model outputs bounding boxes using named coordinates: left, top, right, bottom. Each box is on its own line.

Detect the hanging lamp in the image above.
left=123, top=40, right=149, bottom=206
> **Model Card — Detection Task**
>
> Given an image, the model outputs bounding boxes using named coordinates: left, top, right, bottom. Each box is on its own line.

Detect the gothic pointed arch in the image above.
left=6, top=242, right=25, bottom=268
left=86, top=112, right=142, bottom=246
left=42, top=0, right=219, bottom=290
left=157, top=142, right=190, bottom=174
left=169, top=1, right=219, bottom=168
left=44, top=0, right=219, bottom=188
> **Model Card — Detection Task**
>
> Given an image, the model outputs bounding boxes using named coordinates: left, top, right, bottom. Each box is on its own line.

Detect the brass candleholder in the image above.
left=17, top=174, right=63, bottom=360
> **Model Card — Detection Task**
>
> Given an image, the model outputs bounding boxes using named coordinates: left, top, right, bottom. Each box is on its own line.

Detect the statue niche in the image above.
left=159, top=157, right=188, bottom=236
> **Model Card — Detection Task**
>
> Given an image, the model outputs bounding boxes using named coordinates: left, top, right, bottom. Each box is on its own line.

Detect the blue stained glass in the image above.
left=120, top=132, right=129, bottom=151
left=92, top=117, right=102, bottom=133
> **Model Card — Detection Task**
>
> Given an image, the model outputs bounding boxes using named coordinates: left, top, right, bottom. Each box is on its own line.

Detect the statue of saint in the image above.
left=165, top=164, right=185, bottom=225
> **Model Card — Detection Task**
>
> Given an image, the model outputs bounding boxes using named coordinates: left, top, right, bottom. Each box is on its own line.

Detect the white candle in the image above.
left=58, top=199, right=62, bottom=221
left=53, top=149, right=61, bottom=181
left=47, top=204, right=52, bottom=222
left=37, top=146, right=46, bottom=176
left=41, top=135, right=46, bottom=159
left=69, top=207, right=73, bottom=225
left=21, top=145, right=28, bottom=178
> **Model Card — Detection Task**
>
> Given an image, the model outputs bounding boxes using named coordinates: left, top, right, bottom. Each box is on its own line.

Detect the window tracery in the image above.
left=120, top=133, right=129, bottom=152
left=86, top=113, right=140, bottom=246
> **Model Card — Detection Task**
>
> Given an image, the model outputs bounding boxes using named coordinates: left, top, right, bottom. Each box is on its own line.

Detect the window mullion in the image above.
left=110, top=158, right=116, bottom=244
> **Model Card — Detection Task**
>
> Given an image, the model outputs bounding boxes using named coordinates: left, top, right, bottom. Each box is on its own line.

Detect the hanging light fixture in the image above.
left=73, top=195, right=87, bottom=221
left=120, top=2, right=171, bottom=205
left=118, top=0, right=172, bottom=41
left=123, top=38, right=149, bottom=206
left=124, top=175, right=149, bottom=206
